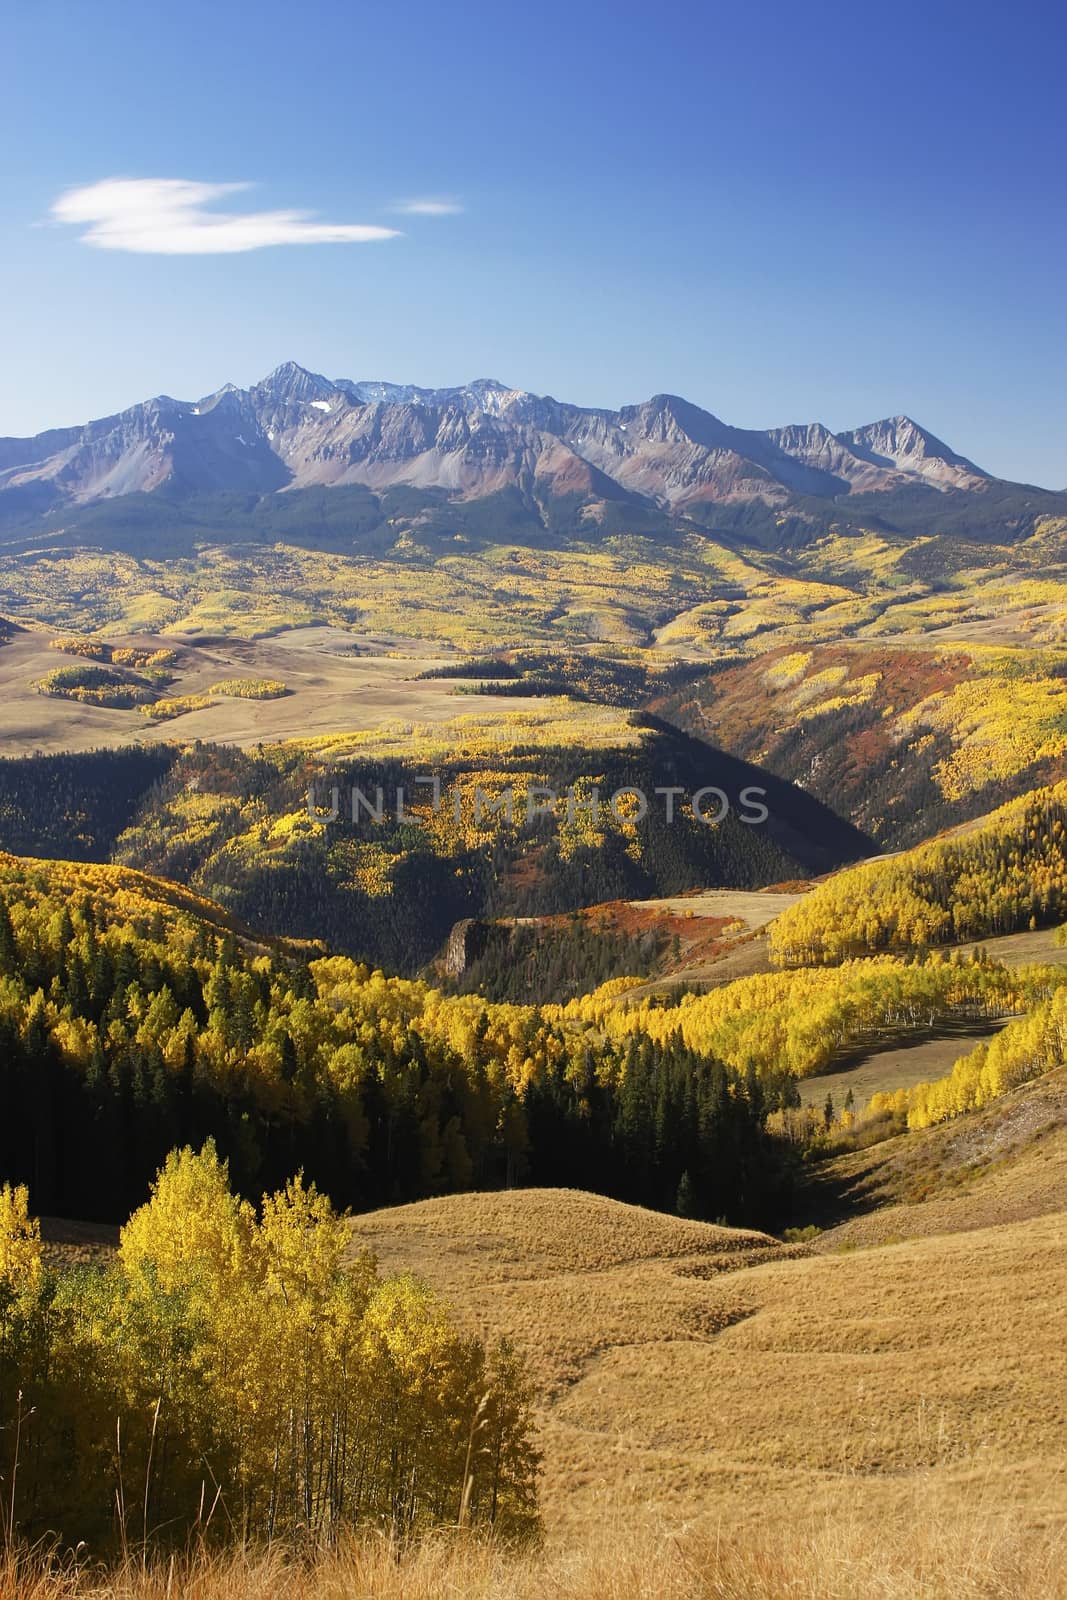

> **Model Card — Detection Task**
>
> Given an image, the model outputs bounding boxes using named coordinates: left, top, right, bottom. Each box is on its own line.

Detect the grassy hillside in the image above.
left=348, top=1179, right=1067, bottom=1543
left=811, top=1066, right=1067, bottom=1248
left=9, top=1086, right=1067, bottom=1594
left=0, top=625, right=680, bottom=758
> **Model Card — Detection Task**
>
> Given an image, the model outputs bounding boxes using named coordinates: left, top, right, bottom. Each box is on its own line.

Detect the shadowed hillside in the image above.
left=0, top=721, right=872, bottom=970
left=808, top=1065, right=1067, bottom=1248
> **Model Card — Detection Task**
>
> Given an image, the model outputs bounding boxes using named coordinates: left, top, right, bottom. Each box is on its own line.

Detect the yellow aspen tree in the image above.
left=0, top=1182, right=42, bottom=1292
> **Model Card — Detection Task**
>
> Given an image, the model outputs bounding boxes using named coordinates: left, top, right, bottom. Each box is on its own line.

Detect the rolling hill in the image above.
left=347, top=1163, right=1067, bottom=1541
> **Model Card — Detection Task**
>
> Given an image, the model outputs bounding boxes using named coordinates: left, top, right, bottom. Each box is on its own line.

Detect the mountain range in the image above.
left=1, top=362, right=1064, bottom=549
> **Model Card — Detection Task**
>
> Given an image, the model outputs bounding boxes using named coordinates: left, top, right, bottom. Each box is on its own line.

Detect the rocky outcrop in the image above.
left=444, top=918, right=494, bottom=978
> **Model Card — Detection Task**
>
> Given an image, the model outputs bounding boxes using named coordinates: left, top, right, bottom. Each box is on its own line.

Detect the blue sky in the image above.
left=2, top=0, right=1065, bottom=486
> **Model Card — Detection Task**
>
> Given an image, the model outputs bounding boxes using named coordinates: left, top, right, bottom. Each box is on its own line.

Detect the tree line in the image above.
left=0, top=855, right=790, bottom=1229
left=770, top=783, right=1067, bottom=966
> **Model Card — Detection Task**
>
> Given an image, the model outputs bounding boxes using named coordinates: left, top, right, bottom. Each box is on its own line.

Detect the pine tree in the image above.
left=675, top=1169, right=697, bottom=1219
left=0, top=899, right=16, bottom=973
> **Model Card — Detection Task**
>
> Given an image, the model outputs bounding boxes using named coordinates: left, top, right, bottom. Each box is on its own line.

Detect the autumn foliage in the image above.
left=867, top=983, right=1067, bottom=1129
left=0, top=1150, right=540, bottom=1551
left=770, top=783, right=1067, bottom=965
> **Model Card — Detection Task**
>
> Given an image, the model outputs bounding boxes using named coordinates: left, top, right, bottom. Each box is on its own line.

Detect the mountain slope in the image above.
left=3, top=363, right=1063, bottom=547
left=656, top=642, right=1067, bottom=846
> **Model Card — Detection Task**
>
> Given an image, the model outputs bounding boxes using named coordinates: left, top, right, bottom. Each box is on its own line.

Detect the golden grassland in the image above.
left=347, top=1169, right=1067, bottom=1545
left=18, top=1084, right=1067, bottom=1597
left=794, top=1024, right=1008, bottom=1110
left=624, top=888, right=805, bottom=927
left=0, top=624, right=586, bottom=755
left=5, top=1516, right=1067, bottom=1600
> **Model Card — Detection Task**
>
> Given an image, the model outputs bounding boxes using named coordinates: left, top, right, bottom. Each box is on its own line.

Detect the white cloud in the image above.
left=51, top=178, right=401, bottom=254
left=393, top=197, right=464, bottom=216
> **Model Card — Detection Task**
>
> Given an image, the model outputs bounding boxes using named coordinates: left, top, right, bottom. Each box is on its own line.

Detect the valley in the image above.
left=794, top=1021, right=1009, bottom=1110
left=7, top=0, right=1067, bottom=1575
left=3, top=363, right=1067, bottom=1597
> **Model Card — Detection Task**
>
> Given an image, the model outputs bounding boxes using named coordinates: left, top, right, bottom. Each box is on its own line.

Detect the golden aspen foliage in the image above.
left=0, top=1182, right=42, bottom=1291
left=2, top=1152, right=541, bottom=1551
left=771, top=783, right=1067, bottom=966
left=867, top=982, right=1067, bottom=1130
left=119, top=1141, right=255, bottom=1302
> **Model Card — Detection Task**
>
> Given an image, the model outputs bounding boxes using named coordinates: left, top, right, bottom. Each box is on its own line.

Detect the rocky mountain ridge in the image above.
left=1, top=362, right=1060, bottom=548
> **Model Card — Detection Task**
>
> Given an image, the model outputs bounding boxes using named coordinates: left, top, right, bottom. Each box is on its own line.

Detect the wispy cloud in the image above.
left=393, top=197, right=464, bottom=216
left=51, top=178, right=401, bottom=254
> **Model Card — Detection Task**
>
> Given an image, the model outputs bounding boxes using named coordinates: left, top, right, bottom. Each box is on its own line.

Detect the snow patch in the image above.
left=309, top=400, right=333, bottom=413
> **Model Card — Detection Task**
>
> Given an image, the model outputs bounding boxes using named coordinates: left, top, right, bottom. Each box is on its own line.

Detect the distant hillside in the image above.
left=0, top=846, right=281, bottom=948
left=769, top=780, right=1067, bottom=965
left=658, top=642, right=1067, bottom=845
left=0, top=724, right=872, bottom=971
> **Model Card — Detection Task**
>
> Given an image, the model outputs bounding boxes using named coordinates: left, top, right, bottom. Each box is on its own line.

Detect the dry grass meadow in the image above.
left=625, top=890, right=806, bottom=928
left=814, top=1066, right=1067, bottom=1247
left=794, top=1024, right=1007, bottom=1109
left=16, top=1046, right=1067, bottom=1599
left=0, top=625, right=549, bottom=755
left=348, top=1117, right=1067, bottom=1546
left=5, top=1515, right=1067, bottom=1600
